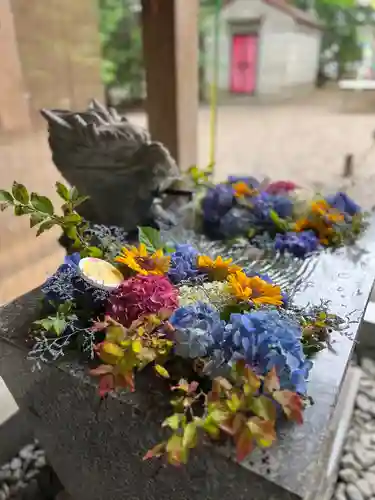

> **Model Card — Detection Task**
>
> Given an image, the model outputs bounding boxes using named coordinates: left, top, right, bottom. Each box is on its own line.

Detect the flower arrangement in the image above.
left=0, top=181, right=346, bottom=466
left=191, top=173, right=367, bottom=258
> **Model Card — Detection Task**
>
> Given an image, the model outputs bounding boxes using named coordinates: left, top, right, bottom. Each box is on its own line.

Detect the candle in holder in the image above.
left=79, top=257, right=124, bottom=291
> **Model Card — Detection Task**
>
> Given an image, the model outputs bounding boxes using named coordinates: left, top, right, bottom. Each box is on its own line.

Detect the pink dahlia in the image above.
left=107, top=275, right=179, bottom=327
left=266, top=181, right=298, bottom=195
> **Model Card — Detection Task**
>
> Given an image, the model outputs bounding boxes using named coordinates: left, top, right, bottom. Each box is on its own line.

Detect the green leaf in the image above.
left=72, top=195, right=90, bottom=209
left=30, top=212, right=46, bottom=228
left=62, top=213, right=82, bottom=224
left=30, top=193, right=54, bottom=215
left=182, top=422, right=198, bottom=449
left=56, top=182, right=70, bottom=201
left=36, top=220, right=56, bottom=236
left=86, top=246, right=104, bottom=258
left=52, top=317, right=67, bottom=336
left=162, top=414, right=183, bottom=431
left=14, top=205, right=30, bottom=216
left=154, top=364, right=170, bottom=378
left=249, top=395, right=277, bottom=422
left=69, top=186, right=80, bottom=201
left=12, top=182, right=29, bottom=204
left=0, top=190, right=13, bottom=203
left=138, top=226, right=162, bottom=253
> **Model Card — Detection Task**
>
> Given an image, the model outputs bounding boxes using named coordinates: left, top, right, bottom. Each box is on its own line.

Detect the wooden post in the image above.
left=141, top=0, right=199, bottom=170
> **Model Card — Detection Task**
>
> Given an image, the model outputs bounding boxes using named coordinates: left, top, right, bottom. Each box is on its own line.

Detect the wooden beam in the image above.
left=141, top=0, right=199, bottom=170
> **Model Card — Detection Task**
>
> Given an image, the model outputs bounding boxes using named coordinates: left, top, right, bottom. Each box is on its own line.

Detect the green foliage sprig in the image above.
left=144, top=362, right=303, bottom=466
left=0, top=181, right=103, bottom=258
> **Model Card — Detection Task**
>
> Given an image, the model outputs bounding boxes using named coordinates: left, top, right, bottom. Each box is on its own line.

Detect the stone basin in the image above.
left=1, top=225, right=375, bottom=500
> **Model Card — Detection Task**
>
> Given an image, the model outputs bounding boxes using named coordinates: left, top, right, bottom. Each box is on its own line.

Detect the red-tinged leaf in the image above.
left=232, top=413, right=247, bottom=435
left=235, top=427, right=254, bottom=462
left=216, top=376, right=233, bottom=392
left=143, top=442, right=166, bottom=461
left=89, top=364, right=113, bottom=377
left=247, top=416, right=276, bottom=448
left=165, top=434, right=187, bottom=466
left=232, top=359, right=246, bottom=377
left=243, top=366, right=261, bottom=393
left=91, top=319, right=109, bottom=332
left=273, top=390, right=304, bottom=424
left=124, top=372, right=135, bottom=392
left=209, top=379, right=222, bottom=402
left=249, top=395, right=277, bottom=422
left=263, top=367, right=280, bottom=393
left=188, top=381, right=199, bottom=394
left=171, top=379, right=189, bottom=392
left=98, top=374, right=115, bottom=398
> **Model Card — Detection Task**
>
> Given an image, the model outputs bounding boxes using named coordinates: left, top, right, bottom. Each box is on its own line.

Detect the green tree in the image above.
left=98, top=0, right=144, bottom=100
left=293, top=0, right=363, bottom=78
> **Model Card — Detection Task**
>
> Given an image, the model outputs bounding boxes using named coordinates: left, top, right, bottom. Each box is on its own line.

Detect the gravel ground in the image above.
left=333, top=358, right=375, bottom=500
left=0, top=441, right=62, bottom=500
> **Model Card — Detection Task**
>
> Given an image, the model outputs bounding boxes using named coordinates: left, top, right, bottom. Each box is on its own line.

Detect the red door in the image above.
left=230, top=34, right=258, bottom=94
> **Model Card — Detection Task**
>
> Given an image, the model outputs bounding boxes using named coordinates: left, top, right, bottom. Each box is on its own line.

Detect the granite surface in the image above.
left=1, top=224, right=375, bottom=499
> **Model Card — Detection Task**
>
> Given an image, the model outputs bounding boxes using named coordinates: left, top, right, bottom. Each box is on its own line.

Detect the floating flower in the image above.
left=233, top=181, right=258, bottom=198
left=227, top=176, right=260, bottom=188
left=197, top=255, right=241, bottom=281
left=250, top=192, right=294, bottom=222
left=202, top=184, right=234, bottom=224
left=211, top=310, right=312, bottom=394
left=266, top=181, right=298, bottom=195
left=168, top=244, right=202, bottom=284
left=325, top=192, right=361, bottom=216
left=178, top=281, right=232, bottom=310
left=295, top=199, right=345, bottom=245
left=169, top=302, right=224, bottom=359
left=107, top=275, right=179, bottom=327
left=227, top=271, right=283, bottom=306
left=115, top=243, right=170, bottom=276
left=274, top=231, right=319, bottom=258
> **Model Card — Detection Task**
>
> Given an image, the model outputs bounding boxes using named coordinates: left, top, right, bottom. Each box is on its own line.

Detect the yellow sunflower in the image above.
left=227, top=271, right=283, bottom=307
left=197, top=255, right=241, bottom=281
left=115, top=243, right=170, bottom=276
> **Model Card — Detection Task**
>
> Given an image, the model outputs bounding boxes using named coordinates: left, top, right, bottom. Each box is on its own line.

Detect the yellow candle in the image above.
left=79, top=258, right=124, bottom=291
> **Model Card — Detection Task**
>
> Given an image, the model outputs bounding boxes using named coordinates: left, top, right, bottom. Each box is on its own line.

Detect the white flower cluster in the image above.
left=178, top=281, right=232, bottom=310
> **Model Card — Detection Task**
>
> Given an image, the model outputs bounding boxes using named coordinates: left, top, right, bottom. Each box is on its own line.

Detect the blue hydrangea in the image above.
left=202, top=184, right=234, bottom=224
left=251, top=192, right=294, bottom=221
left=219, top=207, right=257, bottom=239
left=168, top=244, right=202, bottom=284
left=274, top=230, right=319, bottom=258
left=326, top=192, right=361, bottom=216
left=211, top=310, right=312, bottom=394
left=170, top=302, right=225, bottom=359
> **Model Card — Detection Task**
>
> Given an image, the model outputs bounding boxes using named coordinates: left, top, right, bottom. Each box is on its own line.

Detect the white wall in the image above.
left=203, top=0, right=322, bottom=97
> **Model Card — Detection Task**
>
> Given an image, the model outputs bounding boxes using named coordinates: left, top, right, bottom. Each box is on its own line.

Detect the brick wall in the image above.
left=0, top=0, right=31, bottom=132
left=5, top=0, right=104, bottom=128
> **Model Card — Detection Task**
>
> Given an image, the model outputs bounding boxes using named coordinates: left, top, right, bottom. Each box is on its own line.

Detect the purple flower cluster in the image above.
left=325, top=192, right=361, bottom=217
left=274, top=230, right=319, bottom=258
left=202, top=184, right=234, bottom=224
left=168, top=244, right=202, bottom=284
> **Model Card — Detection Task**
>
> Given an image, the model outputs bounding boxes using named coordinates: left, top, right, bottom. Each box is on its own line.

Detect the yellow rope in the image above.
left=208, top=0, right=222, bottom=172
